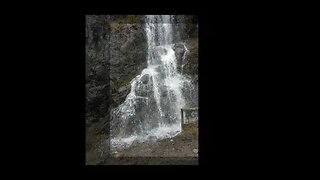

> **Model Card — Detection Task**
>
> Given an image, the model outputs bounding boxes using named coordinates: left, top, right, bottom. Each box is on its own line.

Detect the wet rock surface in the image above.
left=100, top=124, right=198, bottom=165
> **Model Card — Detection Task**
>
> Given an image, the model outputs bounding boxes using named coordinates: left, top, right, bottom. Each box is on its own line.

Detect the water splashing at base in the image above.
left=110, top=15, right=193, bottom=151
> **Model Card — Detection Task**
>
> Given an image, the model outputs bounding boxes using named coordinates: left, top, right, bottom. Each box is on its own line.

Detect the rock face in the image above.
left=109, top=18, right=148, bottom=106
left=86, top=15, right=110, bottom=123
left=86, top=15, right=148, bottom=153
left=172, top=15, right=198, bottom=43
left=172, top=16, right=199, bottom=109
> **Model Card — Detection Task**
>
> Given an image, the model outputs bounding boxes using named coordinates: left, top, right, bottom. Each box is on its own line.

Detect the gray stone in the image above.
left=140, top=74, right=149, bottom=84
left=118, top=84, right=131, bottom=93
left=86, top=15, right=148, bottom=126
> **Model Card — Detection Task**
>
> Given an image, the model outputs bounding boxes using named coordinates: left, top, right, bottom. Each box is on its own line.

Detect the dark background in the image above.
left=0, top=1, right=287, bottom=176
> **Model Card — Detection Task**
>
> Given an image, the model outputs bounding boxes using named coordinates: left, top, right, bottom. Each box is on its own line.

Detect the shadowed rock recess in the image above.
left=86, top=15, right=198, bottom=165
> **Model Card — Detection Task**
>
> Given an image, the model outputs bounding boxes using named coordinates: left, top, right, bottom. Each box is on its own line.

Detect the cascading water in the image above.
left=110, top=15, right=192, bottom=151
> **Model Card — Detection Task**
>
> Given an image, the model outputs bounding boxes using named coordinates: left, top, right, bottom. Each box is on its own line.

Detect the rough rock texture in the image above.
left=183, top=38, right=199, bottom=79
left=181, top=37, right=199, bottom=108
left=172, top=15, right=198, bottom=43
left=86, top=15, right=148, bottom=163
left=86, top=15, right=110, bottom=122
left=171, top=16, right=199, bottom=108
left=109, top=18, right=148, bottom=107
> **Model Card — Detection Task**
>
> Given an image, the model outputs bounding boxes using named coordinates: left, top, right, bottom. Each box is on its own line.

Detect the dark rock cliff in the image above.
left=86, top=15, right=109, bottom=123
left=86, top=15, right=147, bottom=155
left=172, top=15, right=199, bottom=108
left=109, top=17, right=148, bottom=107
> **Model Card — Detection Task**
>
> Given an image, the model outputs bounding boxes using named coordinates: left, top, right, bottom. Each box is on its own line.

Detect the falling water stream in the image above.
left=110, top=15, right=192, bottom=151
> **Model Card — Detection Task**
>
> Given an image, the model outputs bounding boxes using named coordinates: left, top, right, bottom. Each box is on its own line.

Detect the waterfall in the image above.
left=110, top=15, right=190, bottom=151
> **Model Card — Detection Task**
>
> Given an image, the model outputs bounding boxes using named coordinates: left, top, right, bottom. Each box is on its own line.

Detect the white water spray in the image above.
left=110, top=15, right=191, bottom=151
